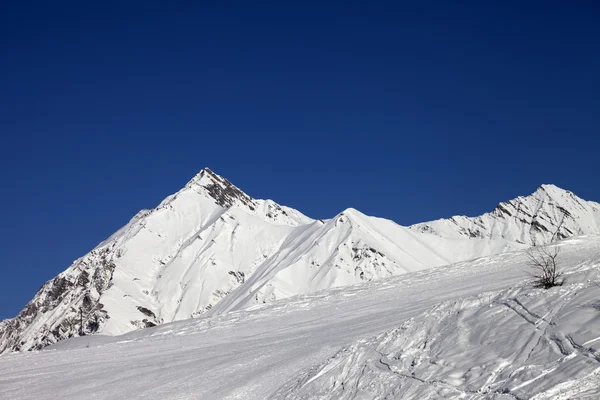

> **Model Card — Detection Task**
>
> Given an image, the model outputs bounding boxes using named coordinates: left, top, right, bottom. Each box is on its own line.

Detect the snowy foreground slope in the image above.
left=1, top=236, right=600, bottom=399
left=275, top=239, right=600, bottom=400
left=2, top=169, right=600, bottom=355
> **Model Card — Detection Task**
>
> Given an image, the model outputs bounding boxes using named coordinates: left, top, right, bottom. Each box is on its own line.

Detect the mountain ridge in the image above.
left=410, top=183, right=600, bottom=246
left=2, top=169, right=599, bottom=354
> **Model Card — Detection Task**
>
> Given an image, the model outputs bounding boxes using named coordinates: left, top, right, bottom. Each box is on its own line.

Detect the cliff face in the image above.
left=0, top=246, right=116, bottom=352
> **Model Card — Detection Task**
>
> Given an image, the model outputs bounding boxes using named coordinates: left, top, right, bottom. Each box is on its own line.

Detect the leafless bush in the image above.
left=526, top=245, right=564, bottom=289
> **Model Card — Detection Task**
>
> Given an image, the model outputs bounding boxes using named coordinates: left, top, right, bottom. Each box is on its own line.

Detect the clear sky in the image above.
left=1, top=1, right=599, bottom=319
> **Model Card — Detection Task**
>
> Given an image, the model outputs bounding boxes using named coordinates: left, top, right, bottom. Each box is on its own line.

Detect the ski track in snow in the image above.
left=1, top=236, right=600, bottom=399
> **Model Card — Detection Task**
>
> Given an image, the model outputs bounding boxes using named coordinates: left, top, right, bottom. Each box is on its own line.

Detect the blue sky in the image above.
left=1, top=1, right=599, bottom=319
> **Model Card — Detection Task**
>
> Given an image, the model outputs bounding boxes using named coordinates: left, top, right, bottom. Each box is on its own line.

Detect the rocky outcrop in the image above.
left=0, top=246, right=116, bottom=353
left=410, top=184, right=600, bottom=246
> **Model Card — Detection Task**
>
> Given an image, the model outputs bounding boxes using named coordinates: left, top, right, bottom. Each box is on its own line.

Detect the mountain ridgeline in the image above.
left=1, top=169, right=600, bottom=354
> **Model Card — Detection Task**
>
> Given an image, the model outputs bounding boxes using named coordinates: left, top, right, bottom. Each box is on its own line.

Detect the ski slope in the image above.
left=2, top=235, right=600, bottom=399
left=4, top=169, right=600, bottom=355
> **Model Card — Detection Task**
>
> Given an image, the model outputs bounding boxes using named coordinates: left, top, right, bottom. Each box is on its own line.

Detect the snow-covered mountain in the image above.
left=2, top=169, right=600, bottom=354
left=3, top=235, right=600, bottom=399
left=410, top=184, right=600, bottom=245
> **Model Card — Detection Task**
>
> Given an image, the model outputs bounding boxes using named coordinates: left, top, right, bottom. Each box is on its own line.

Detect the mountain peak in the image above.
left=529, top=184, right=587, bottom=210
left=189, top=167, right=222, bottom=185
left=339, top=207, right=361, bottom=217
left=410, top=183, right=600, bottom=246
left=187, top=168, right=256, bottom=210
left=534, top=184, right=571, bottom=198
left=2, top=178, right=600, bottom=355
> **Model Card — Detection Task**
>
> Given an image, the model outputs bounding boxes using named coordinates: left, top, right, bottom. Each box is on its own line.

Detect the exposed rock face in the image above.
left=409, top=184, right=600, bottom=246
left=0, top=247, right=115, bottom=352
left=0, top=168, right=311, bottom=354
left=187, top=168, right=257, bottom=210
left=1, top=172, right=599, bottom=355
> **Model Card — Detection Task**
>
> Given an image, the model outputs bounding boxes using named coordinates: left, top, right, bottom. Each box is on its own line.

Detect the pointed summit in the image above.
left=528, top=184, right=593, bottom=212
left=187, top=167, right=223, bottom=187
left=532, top=184, right=572, bottom=199
left=335, top=208, right=367, bottom=225
left=186, top=168, right=257, bottom=210
left=410, top=183, right=600, bottom=246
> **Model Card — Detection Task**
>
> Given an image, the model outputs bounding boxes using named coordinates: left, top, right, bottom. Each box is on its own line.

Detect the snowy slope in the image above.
left=206, top=208, right=525, bottom=317
left=410, top=184, right=600, bottom=246
left=0, top=168, right=313, bottom=353
left=2, top=170, right=600, bottom=355
left=275, top=244, right=600, bottom=399
left=1, top=236, right=600, bottom=399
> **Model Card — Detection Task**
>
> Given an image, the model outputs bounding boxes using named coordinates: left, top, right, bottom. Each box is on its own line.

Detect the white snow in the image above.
left=274, top=239, right=600, bottom=399
left=410, top=184, right=600, bottom=245
left=1, top=235, right=600, bottom=399
left=3, top=170, right=600, bottom=356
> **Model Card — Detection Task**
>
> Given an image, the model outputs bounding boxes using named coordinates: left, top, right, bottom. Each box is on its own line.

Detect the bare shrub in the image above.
left=526, top=245, right=564, bottom=289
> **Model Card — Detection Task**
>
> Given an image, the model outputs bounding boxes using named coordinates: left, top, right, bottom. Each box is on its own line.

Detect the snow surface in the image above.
left=275, top=240, right=600, bottom=399
left=411, top=184, right=600, bottom=245
left=4, top=170, right=600, bottom=355
left=2, top=235, right=600, bottom=399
